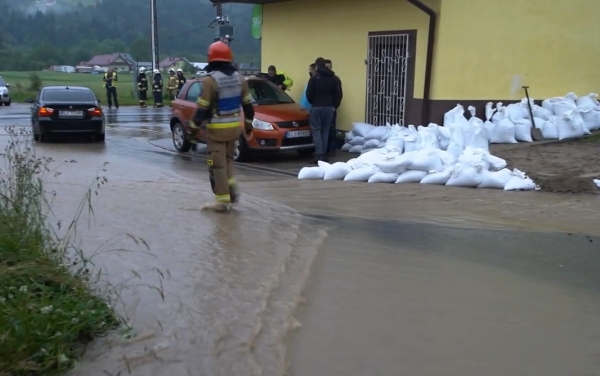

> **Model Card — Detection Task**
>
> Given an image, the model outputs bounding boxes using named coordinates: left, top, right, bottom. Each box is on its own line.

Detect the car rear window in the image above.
left=42, top=90, right=95, bottom=102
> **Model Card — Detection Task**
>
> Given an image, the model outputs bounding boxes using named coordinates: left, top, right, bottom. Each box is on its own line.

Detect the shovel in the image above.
left=522, top=86, right=544, bottom=141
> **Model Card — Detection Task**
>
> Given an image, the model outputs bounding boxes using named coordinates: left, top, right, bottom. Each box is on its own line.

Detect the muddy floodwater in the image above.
left=1, top=108, right=600, bottom=375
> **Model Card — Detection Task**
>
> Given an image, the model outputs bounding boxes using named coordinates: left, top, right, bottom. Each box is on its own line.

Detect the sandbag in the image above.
left=491, top=103, right=505, bottom=124
left=345, top=131, right=355, bottom=142
left=298, top=167, right=324, bottom=179
left=395, top=170, right=428, bottom=183
left=341, top=143, right=352, bottom=152
left=504, top=169, right=537, bottom=191
left=349, top=145, right=363, bottom=154
left=486, top=154, right=507, bottom=171
left=417, top=125, right=440, bottom=149
left=485, top=102, right=495, bottom=121
left=344, top=166, right=378, bottom=182
left=514, top=118, right=533, bottom=142
left=384, top=132, right=405, bottom=151
left=376, top=151, right=415, bottom=173
left=557, top=109, right=588, bottom=140
left=445, top=163, right=482, bottom=187
left=368, top=171, right=399, bottom=183
left=323, top=162, right=351, bottom=180
left=477, top=168, right=512, bottom=189
left=352, top=123, right=375, bottom=137
left=363, top=138, right=381, bottom=149
left=576, top=93, right=599, bottom=109
left=403, top=132, right=421, bottom=152
left=539, top=117, right=559, bottom=139
left=465, top=122, right=489, bottom=150
left=446, top=126, right=465, bottom=158
left=458, top=147, right=489, bottom=171
left=420, top=168, right=452, bottom=185
left=409, top=148, right=444, bottom=172
left=532, top=105, right=552, bottom=120
left=483, top=121, right=495, bottom=142
left=505, top=103, right=528, bottom=122
left=357, top=148, right=400, bottom=165
left=443, top=104, right=463, bottom=128
left=490, top=118, right=517, bottom=144
left=381, top=124, right=402, bottom=142
left=552, top=100, right=576, bottom=117
left=532, top=117, right=545, bottom=128
left=541, top=97, right=562, bottom=113
left=429, top=123, right=450, bottom=150
left=365, top=125, right=390, bottom=140
left=348, top=136, right=365, bottom=146
left=579, top=108, right=600, bottom=131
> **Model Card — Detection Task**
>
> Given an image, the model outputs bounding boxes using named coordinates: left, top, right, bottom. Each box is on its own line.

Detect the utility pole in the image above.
left=212, top=1, right=234, bottom=45
left=150, top=0, right=159, bottom=70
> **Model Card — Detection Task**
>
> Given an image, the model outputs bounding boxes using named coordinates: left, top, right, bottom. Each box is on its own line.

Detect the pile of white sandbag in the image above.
left=341, top=92, right=600, bottom=155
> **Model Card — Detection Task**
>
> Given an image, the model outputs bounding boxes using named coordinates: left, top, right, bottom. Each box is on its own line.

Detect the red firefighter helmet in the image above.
left=207, top=41, right=233, bottom=63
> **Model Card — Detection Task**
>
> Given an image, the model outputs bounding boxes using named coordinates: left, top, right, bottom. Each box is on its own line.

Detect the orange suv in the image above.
left=169, top=75, right=313, bottom=161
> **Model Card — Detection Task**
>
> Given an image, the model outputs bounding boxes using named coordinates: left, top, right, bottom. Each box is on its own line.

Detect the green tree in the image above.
left=181, top=61, right=196, bottom=74
left=129, top=37, right=151, bottom=62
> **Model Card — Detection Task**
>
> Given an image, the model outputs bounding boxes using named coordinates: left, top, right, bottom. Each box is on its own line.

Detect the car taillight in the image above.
left=39, top=107, right=53, bottom=116
left=87, top=107, right=102, bottom=116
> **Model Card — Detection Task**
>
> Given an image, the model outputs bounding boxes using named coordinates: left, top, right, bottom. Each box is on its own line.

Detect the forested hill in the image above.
left=0, top=0, right=260, bottom=71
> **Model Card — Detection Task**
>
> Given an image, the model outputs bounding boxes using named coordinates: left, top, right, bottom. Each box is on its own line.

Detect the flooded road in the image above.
left=2, top=105, right=600, bottom=375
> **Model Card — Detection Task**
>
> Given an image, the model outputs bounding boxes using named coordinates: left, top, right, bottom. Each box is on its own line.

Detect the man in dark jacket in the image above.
left=306, top=58, right=342, bottom=163
left=324, top=59, right=343, bottom=156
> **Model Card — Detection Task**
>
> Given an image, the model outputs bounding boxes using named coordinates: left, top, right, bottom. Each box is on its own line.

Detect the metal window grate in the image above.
left=365, top=33, right=410, bottom=126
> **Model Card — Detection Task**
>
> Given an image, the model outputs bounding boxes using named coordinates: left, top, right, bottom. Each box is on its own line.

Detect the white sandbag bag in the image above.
left=368, top=171, right=399, bottom=183
left=420, top=168, right=452, bottom=185
left=409, top=148, right=444, bottom=172
left=542, top=97, right=562, bottom=112
left=365, top=125, right=390, bottom=140
left=486, top=154, right=507, bottom=171
left=483, top=121, right=495, bottom=142
left=349, top=145, right=363, bottom=153
left=446, top=126, right=465, bottom=159
left=458, top=147, right=489, bottom=171
left=384, top=132, right=405, bottom=151
left=576, top=93, right=599, bottom=109
left=345, top=131, right=355, bottom=142
left=376, top=151, right=415, bottom=173
left=490, top=118, right=518, bottom=144
left=363, top=138, right=381, bottom=149
left=468, top=106, right=484, bottom=125
left=395, top=170, right=428, bottom=183
left=403, top=132, right=422, bottom=152
left=445, top=163, right=483, bottom=187
left=504, top=169, right=537, bottom=191
left=465, top=122, right=489, bottom=150
left=344, top=166, right=378, bottom=182
left=348, top=136, right=365, bottom=146
left=514, top=118, right=533, bottom=142
left=356, top=148, right=400, bottom=164
left=298, top=167, right=324, bottom=179
left=381, top=124, right=401, bottom=142
left=429, top=123, right=450, bottom=150
left=432, top=149, right=456, bottom=168
left=552, top=99, right=576, bottom=117
left=532, top=105, right=552, bottom=120
left=491, top=103, right=505, bottom=124
left=341, top=143, right=352, bottom=152
left=539, top=117, right=559, bottom=139
left=323, top=162, right=351, bottom=180
left=505, top=103, right=528, bottom=122
left=352, top=123, right=375, bottom=137
left=417, top=125, right=440, bottom=149
left=317, top=160, right=331, bottom=170
left=485, top=102, right=495, bottom=121
left=477, top=168, right=512, bottom=189
left=532, top=117, right=545, bottom=128
left=579, top=108, right=600, bottom=131
left=557, top=109, right=588, bottom=140
left=443, top=104, right=463, bottom=128
left=594, top=179, right=600, bottom=189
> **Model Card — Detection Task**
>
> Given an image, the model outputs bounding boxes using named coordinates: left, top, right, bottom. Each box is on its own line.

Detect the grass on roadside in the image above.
left=0, top=126, right=119, bottom=375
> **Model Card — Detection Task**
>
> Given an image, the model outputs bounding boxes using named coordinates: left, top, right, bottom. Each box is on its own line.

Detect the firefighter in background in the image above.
left=176, top=68, right=186, bottom=96
left=191, top=41, right=254, bottom=212
left=137, top=67, right=148, bottom=108
left=103, top=68, right=119, bottom=109
left=166, top=68, right=178, bottom=106
left=152, top=69, right=163, bottom=108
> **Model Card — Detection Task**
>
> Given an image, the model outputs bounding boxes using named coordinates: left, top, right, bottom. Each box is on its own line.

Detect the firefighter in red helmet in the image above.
left=191, top=41, right=255, bottom=212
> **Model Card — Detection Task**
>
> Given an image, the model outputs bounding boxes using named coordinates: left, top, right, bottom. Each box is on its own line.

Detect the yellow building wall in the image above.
left=432, top=0, right=600, bottom=100
left=261, top=0, right=439, bottom=130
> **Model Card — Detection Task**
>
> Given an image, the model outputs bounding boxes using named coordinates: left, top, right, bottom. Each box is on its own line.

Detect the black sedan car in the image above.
left=26, top=86, right=105, bottom=142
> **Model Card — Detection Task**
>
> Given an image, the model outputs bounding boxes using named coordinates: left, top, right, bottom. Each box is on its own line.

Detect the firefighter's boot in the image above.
left=201, top=202, right=232, bottom=212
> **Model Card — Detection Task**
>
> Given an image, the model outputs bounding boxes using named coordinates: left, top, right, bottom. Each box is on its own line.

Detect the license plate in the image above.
left=286, top=130, right=310, bottom=138
left=59, top=110, right=82, bottom=117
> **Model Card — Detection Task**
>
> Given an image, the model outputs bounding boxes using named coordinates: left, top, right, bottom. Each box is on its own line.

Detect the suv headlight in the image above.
left=252, top=118, right=274, bottom=130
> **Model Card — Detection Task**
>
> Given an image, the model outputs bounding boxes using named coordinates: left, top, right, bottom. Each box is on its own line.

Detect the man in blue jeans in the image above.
left=324, top=59, right=343, bottom=156
left=306, top=58, right=342, bottom=164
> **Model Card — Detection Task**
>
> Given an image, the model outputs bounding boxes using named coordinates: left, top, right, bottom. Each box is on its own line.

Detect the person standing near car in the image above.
left=300, top=63, right=316, bottom=110
left=152, top=69, right=163, bottom=108
left=167, top=68, right=178, bottom=106
left=176, top=68, right=186, bottom=96
left=103, top=68, right=119, bottom=109
left=306, top=57, right=341, bottom=164
left=137, top=67, right=148, bottom=108
left=192, top=41, right=255, bottom=212
left=324, top=59, right=343, bottom=156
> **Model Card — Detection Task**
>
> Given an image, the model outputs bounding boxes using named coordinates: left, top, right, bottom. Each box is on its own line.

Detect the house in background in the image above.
left=159, top=57, right=190, bottom=72
left=212, top=0, right=600, bottom=130
left=84, top=53, right=135, bottom=72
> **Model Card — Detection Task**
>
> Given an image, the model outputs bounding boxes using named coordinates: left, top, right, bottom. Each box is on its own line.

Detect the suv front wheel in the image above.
left=233, top=136, right=249, bottom=162
left=172, top=122, right=191, bottom=152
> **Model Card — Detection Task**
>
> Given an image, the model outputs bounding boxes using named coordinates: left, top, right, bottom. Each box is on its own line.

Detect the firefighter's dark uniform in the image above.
left=167, top=72, right=178, bottom=105
left=176, top=72, right=186, bottom=95
left=103, top=71, right=119, bottom=109
left=137, top=72, right=148, bottom=108
left=152, top=73, right=163, bottom=108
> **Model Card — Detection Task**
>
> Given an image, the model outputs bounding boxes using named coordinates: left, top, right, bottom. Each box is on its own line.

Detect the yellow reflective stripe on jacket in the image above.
left=197, top=98, right=210, bottom=107
left=207, top=121, right=240, bottom=129
left=216, top=194, right=231, bottom=203
left=242, top=94, right=252, bottom=104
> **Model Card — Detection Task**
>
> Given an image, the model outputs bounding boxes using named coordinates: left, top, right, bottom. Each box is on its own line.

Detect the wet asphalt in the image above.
left=2, top=104, right=600, bottom=375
